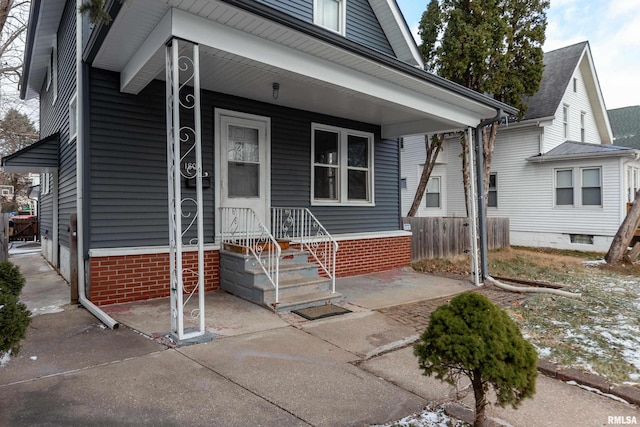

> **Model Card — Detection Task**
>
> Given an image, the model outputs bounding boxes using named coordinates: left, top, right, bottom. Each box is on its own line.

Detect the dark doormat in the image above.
left=292, top=304, right=352, bottom=321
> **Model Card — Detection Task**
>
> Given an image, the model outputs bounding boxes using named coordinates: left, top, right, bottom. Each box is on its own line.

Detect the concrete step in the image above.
left=273, top=290, right=343, bottom=313
left=263, top=276, right=333, bottom=303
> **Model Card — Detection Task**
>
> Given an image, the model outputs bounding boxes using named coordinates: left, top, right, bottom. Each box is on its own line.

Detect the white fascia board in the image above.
left=369, top=0, right=424, bottom=68
left=120, top=9, right=173, bottom=93
left=382, top=120, right=467, bottom=139
left=526, top=150, right=639, bottom=163
left=170, top=9, right=483, bottom=127
left=580, top=49, right=613, bottom=145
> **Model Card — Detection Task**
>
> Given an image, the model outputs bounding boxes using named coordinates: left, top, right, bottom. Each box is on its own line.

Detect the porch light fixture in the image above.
left=272, top=82, right=280, bottom=100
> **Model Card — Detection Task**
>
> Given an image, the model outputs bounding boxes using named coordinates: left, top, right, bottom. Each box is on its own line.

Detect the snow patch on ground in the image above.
left=372, top=406, right=466, bottom=427
left=0, top=352, right=10, bottom=367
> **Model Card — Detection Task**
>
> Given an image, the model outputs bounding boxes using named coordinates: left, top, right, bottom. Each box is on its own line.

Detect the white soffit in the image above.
left=93, top=0, right=498, bottom=133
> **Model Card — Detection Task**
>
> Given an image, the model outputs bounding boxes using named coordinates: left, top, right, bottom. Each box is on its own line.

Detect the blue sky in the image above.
left=396, top=0, right=640, bottom=110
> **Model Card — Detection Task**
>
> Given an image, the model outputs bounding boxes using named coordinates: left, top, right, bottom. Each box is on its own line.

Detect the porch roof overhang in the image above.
left=86, top=0, right=516, bottom=138
left=1, top=133, right=60, bottom=173
left=526, top=141, right=640, bottom=163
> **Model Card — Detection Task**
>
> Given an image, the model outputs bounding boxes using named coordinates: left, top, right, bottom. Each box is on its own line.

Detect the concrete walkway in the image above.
left=1, top=253, right=637, bottom=426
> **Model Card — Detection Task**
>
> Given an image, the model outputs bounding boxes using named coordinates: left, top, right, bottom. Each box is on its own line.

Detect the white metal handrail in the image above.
left=219, top=207, right=281, bottom=303
left=271, top=208, right=338, bottom=294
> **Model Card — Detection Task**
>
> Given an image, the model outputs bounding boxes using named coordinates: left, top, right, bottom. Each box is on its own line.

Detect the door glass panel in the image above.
left=227, top=125, right=260, bottom=198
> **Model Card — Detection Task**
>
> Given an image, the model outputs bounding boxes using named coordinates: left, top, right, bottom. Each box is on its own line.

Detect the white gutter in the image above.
left=76, top=0, right=118, bottom=329
left=527, top=150, right=640, bottom=163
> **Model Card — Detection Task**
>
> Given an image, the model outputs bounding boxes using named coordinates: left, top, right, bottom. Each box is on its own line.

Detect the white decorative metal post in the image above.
left=166, top=39, right=205, bottom=340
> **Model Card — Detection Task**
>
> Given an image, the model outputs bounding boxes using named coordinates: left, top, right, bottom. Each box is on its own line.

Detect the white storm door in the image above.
left=219, top=114, right=270, bottom=224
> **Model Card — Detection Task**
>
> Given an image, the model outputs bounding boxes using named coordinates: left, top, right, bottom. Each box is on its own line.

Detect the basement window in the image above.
left=570, top=234, right=593, bottom=245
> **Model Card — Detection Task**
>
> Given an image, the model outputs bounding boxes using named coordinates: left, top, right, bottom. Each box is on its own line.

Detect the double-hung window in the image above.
left=314, top=0, right=345, bottom=34
left=312, top=124, right=374, bottom=205
left=580, top=112, right=586, bottom=142
left=488, top=173, right=498, bottom=208
left=581, top=168, right=602, bottom=206
left=555, top=169, right=573, bottom=206
left=425, top=176, right=441, bottom=208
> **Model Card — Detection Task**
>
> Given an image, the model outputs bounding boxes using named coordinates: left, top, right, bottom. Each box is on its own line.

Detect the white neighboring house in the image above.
left=401, top=41, right=640, bottom=252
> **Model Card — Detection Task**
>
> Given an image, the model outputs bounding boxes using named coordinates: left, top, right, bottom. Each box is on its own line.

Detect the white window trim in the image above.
left=488, top=172, right=498, bottom=208
left=69, top=92, right=78, bottom=143
left=562, top=104, right=569, bottom=139
left=41, top=173, right=51, bottom=196
left=313, top=0, right=347, bottom=35
left=424, top=175, right=441, bottom=209
left=580, top=111, right=586, bottom=143
left=580, top=167, right=602, bottom=207
left=311, top=123, right=375, bottom=206
left=554, top=168, right=574, bottom=207
left=50, top=35, right=58, bottom=105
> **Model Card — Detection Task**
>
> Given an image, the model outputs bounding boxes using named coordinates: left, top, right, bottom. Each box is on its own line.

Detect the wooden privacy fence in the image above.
left=403, top=217, right=510, bottom=262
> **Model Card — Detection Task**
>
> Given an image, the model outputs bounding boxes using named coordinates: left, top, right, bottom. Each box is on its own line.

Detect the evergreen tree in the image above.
left=417, top=0, right=548, bottom=212
left=414, top=292, right=538, bottom=426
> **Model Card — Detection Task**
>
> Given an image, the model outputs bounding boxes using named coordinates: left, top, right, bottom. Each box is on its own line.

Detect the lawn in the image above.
left=413, top=247, right=640, bottom=385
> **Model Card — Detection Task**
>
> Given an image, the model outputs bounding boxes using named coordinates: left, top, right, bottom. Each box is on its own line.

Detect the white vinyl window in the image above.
left=41, top=173, right=51, bottom=196
left=47, top=35, right=58, bottom=105
left=69, top=92, right=78, bottom=143
left=581, top=167, right=602, bottom=206
left=312, top=124, right=374, bottom=205
left=555, top=169, right=573, bottom=206
left=425, top=176, right=441, bottom=208
left=314, top=0, right=346, bottom=34
left=580, top=112, right=586, bottom=142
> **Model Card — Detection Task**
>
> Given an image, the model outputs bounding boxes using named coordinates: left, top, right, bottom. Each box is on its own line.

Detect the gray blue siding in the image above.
left=256, top=0, right=394, bottom=56
left=88, top=69, right=400, bottom=249
left=38, top=0, right=77, bottom=253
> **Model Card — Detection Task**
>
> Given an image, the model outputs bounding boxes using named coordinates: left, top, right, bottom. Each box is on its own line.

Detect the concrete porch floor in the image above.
left=100, top=267, right=473, bottom=341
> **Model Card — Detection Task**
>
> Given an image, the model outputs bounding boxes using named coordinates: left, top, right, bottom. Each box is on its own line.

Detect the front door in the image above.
left=217, top=110, right=271, bottom=229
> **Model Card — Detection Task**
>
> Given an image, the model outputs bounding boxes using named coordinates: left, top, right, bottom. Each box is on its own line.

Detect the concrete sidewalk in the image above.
left=1, top=253, right=637, bottom=426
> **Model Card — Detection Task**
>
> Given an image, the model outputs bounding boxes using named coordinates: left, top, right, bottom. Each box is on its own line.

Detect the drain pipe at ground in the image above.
left=75, top=1, right=118, bottom=329
left=485, top=276, right=582, bottom=299
left=475, top=112, right=581, bottom=300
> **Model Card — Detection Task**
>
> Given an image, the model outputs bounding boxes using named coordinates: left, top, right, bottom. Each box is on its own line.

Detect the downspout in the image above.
left=76, top=0, right=118, bottom=329
left=475, top=109, right=504, bottom=280
left=475, top=109, right=581, bottom=299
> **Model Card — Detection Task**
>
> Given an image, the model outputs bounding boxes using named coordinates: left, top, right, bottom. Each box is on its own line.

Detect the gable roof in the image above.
left=522, top=41, right=612, bottom=144
left=522, top=42, right=587, bottom=120
left=526, top=140, right=639, bottom=163
left=608, top=105, right=640, bottom=149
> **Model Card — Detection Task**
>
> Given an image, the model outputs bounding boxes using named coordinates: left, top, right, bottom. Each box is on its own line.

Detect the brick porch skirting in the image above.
left=88, top=235, right=411, bottom=305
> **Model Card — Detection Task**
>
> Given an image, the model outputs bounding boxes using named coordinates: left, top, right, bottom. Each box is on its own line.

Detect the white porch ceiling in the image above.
left=91, top=0, right=501, bottom=137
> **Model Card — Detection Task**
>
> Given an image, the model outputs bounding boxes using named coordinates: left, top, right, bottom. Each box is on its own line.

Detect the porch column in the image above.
left=166, top=38, right=205, bottom=341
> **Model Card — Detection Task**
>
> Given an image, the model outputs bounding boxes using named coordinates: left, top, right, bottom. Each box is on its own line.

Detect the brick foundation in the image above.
left=334, top=235, right=412, bottom=277
left=89, top=251, right=219, bottom=306
left=88, top=234, right=411, bottom=305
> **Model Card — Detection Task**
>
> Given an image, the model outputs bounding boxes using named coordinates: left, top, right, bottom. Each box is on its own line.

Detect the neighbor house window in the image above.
left=41, top=173, right=51, bottom=196
left=580, top=112, right=586, bottom=142
left=555, top=169, right=573, bottom=206
left=312, top=124, right=374, bottom=205
left=425, top=176, right=441, bottom=208
left=581, top=167, right=602, bottom=206
left=573, top=77, right=577, bottom=92
left=563, top=105, right=569, bottom=139
left=488, top=173, right=497, bottom=207
left=400, top=178, right=407, bottom=189
left=314, top=0, right=345, bottom=34
left=69, top=92, right=78, bottom=142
